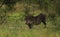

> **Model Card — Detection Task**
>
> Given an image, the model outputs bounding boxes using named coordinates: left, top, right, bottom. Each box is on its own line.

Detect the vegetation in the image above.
left=0, top=0, right=60, bottom=37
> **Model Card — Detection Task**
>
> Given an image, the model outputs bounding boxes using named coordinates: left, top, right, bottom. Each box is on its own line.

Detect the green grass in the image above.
left=0, top=25, right=60, bottom=37
left=0, top=9, right=60, bottom=37
left=0, top=16, right=60, bottom=37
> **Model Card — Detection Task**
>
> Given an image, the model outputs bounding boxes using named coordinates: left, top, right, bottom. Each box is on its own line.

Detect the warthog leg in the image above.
left=42, top=20, right=46, bottom=28
left=27, top=24, right=33, bottom=29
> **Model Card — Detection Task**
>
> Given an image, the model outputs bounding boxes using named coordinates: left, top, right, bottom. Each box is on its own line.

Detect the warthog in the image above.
left=25, top=13, right=46, bottom=29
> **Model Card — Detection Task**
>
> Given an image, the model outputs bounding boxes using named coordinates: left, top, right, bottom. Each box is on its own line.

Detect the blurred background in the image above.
left=0, top=0, right=60, bottom=37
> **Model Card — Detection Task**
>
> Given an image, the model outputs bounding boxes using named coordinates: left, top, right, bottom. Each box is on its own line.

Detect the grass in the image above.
left=0, top=3, right=60, bottom=37
left=0, top=14, right=60, bottom=37
left=0, top=25, right=60, bottom=37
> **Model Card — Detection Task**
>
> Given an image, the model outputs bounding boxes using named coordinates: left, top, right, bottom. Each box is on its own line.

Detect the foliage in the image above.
left=0, top=0, right=60, bottom=37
